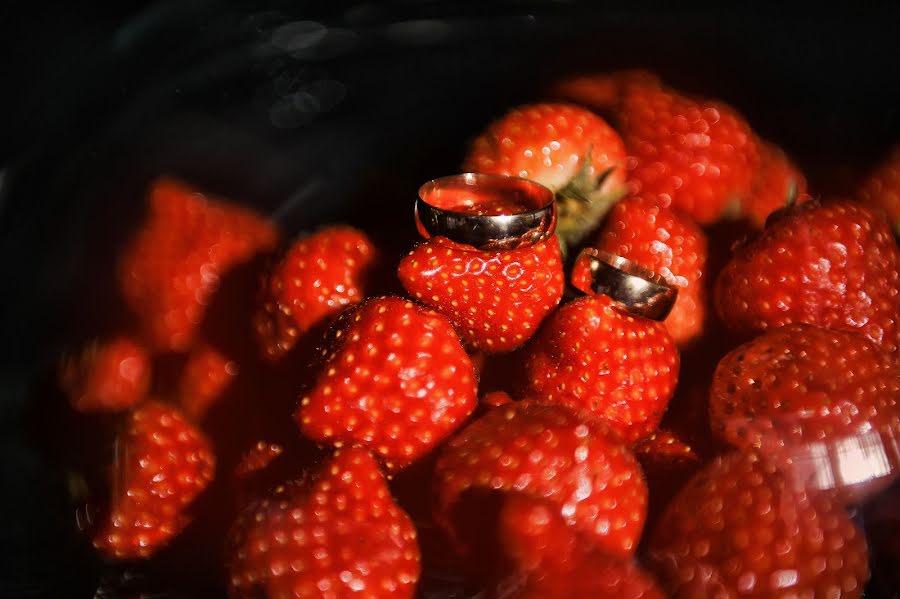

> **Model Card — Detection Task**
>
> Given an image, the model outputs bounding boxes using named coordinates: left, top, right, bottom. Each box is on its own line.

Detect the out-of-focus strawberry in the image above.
left=858, top=144, right=900, bottom=235
left=647, top=451, right=869, bottom=598
left=119, top=177, right=279, bottom=352
left=714, top=199, right=900, bottom=356
left=177, top=343, right=238, bottom=419
left=633, top=430, right=703, bottom=534
left=60, top=336, right=151, bottom=413
left=523, top=294, right=679, bottom=442
left=463, top=103, right=627, bottom=250
left=297, top=297, right=477, bottom=471
left=93, top=401, right=215, bottom=559
left=233, top=441, right=284, bottom=481
left=254, top=226, right=377, bottom=360
left=226, top=448, right=420, bottom=599
left=741, top=140, right=811, bottom=228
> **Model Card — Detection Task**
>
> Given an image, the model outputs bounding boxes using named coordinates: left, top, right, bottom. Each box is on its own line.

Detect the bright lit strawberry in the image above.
left=297, top=297, right=477, bottom=471
left=177, top=343, right=238, bottom=418
left=715, top=200, right=900, bottom=355
left=588, top=197, right=708, bottom=346
left=254, top=226, right=377, bottom=360
left=463, top=103, right=627, bottom=249
left=120, top=177, right=279, bottom=352
left=93, top=401, right=215, bottom=559
left=647, top=451, right=869, bottom=598
left=523, top=295, right=679, bottom=442
left=226, top=448, right=420, bottom=598
left=741, top=140, right=811, bottom=228
left=60, top=335, right=151, bottom=413
left=398, top=236, right=564, bottom=353
left=859, top=144, right=900, bottom=235
left=434, top=401, right=647, bottom=562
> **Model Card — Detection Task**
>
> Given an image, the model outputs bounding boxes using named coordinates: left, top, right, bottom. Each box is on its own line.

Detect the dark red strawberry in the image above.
left=550, top=70, right=662, bottom=113
left=119, top=177, right=279, bottom=352
left=647, top=451, right=869, bottom=598
left=709, top=323, right=900, bottom=502
left=254, top=226, right=377, bottom=360
left=60, top=335, right=151, bottom=413
left=398, top=236, right=564, bottom=353
left=741, top=140, right=811, bottom=228
left=588, top=197, right=708, bottom=346
left=858, top=144, right=900, bottom=235
left=93, top=401, right=215, bottom=559
left=434, top=401, right=647, bottom=562
left=463, top=103, right=627, bottom=249
left=177, top=343, right=238, bottom=419
left=714, top=199, right=900, bottom=355
left=297, top=297, right=477, bottom=471
left=522, top=294, right=679, bottom=442
left=481, top=391, right=514, bottom=409
left=227, top=447, right=420, bottom=598
left=234, top=441, right=284, bottom=481
left=633, top=430, right=703, bottom=534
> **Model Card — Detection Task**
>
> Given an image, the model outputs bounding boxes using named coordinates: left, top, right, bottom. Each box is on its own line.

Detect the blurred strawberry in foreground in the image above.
left=523, top=294, right=679, bottom=442
left=93, top=401, right=215, bottom=559
left=297, top=297, right=477, bottom=471
left=741, top=140, right=811, bottom=228
left=60, top=335, right=151, bottom=413
left=120, top=178, right=279, bottom=352
left=715, top=199, right=900, bottom=355
left=859, top=144, right=900, bottom=235
left=226, top=448, right=420, bottom=599
left=463, top=103, right=626, bottom=250
left=177, top=343, right=238, bottom=419
left=254, top=226, right=377, bottom=360
left=589, top=197, right=708, bottom=346
left=647, top=451, right=869, bottom=598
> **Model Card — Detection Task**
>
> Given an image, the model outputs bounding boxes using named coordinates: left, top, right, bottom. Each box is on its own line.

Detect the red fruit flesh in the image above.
left=177, top=343, right=238, bottom=419
left=60, top=336, right=151, bottom=413
left=858, top=144, right=900, bottom=234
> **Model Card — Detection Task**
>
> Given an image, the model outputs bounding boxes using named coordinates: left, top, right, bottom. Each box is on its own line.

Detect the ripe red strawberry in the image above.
left=550, top=70, right=663, bottom=113
left=859, top=144, right=900, bottom=235
left=741, top=141, right=811, bottom=228
left=297, top=297, right=477, bottom=471
left=647, top=451, right=869, bottom=598
left=60, top=336, right=151, bottom=413
left=588, top=197, right=708, bottom=346
left=714, top=199, right=900, bottom=355
left=254, top=226, right=377, bottom=360
left=463, top=103, right=627, bottom=249
left=93, top=401, right=215, bottom=559
left=481, top=391, right=514, bottom=409
left=119, top=177, right=279, bottom=352
left=709, top=323, right=900, bottom=501
left=227, top=447, right=420, bottom=599
left=434, top=401, right=647, bottom=562
left=177, top=343, right=238, bottom=418
left=398, top=236, right=564, bottom=353
left=522, top=295, right=679, bottom=442
left=234, top=441, right=284, bottom=481
left=633, top=430, right=703, bottom=533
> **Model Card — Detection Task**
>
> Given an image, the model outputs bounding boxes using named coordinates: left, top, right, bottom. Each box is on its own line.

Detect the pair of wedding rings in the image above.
left=414, top=173, right=678, bottom=321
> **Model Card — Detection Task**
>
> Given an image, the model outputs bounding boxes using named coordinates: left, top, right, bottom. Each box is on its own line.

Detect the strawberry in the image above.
left=119, top=177, right=279, bottom=352
left=587, top=197, right=708, bottom=346
left=741, top=141, right=811, bottom=228
left=434, top=401, right=647, bottom=562
left=297, top=297, right=477, bottom=471
left=481, top=391, right=514, bottom=409
left=234, top=441, right=284, bottom=481
left=709, top=323, right=900, bottom=501
left=858, top=144, right=900, bottom=235
left=177, top=343, right=238, bottom=418
left=633, top=430, right=703, bottom=534
left=93, top=401, right=215, bottom=559
left=647, top=451, right=869, bottom=598
left=463, top=103, right=627, bottom=250
left=254, top=226, right=377, bottom=360
left=60, top=335, right=151, bottom=413
left=714, top=199, right=900, bottom=356
left=226, top=447, right=420, bottom=599
left=550, top=70, right=663, bottom=113
left=522, top=294, right=679, bottom=442
left=398, top=236, right=564, bottom=353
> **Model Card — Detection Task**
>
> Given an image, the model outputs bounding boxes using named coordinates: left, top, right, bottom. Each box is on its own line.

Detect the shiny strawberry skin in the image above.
left=60, top=336, right=151, bottom=413
left=742, top=141, right=811, bottom=228
left=591, top=197, right=708, bottom=346
left=255, top=226, right=377, bottom=360
left=714, top=200, right=900, bottom=355
left=398, top=236, right=564, bottom=353
left=859, top=144, right=900, bottom=235
left=647, top=451, right=869, bottom=598
left=227, top=448, right=420, bottom=599
left=297, top=297, right=477, bottom=471
left=434, top=401, right=647, bottom=561
left=120, top=178, right=279, bottom=352
left=177, top=343, right=238, bottom=418
left=93, top=401, right=215, bottom=559
left=523, top=295, right=679, bottom=442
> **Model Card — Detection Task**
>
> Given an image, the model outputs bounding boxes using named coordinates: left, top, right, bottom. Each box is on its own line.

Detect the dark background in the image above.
left=1, top=2, right=899, bottom=597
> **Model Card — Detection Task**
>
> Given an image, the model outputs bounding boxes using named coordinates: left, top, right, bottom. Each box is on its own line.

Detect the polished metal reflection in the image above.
left=415, top=173, right=556, bottom=251
left=579, top=248, right=678, bottom=321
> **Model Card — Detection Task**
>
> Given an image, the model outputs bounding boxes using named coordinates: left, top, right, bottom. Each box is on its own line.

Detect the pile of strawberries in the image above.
left=57, top=70, right=900, bottom=597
